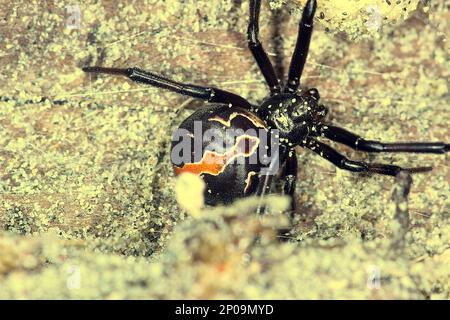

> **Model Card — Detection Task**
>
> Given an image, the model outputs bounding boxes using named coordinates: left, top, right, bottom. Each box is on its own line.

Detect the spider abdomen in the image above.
left=170, top=104, right=271, bottom=205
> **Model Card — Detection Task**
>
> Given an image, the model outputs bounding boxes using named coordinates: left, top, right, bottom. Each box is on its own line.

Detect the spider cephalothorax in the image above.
left=258, top=88, right=327, bottom=144
left=83, top=0, right=449, bottom=210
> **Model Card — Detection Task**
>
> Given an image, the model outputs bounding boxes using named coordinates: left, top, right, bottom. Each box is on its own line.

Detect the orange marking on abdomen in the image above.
left=209, top=112, right=267, bottom=129
left=174, top=134, right=260, bottom=176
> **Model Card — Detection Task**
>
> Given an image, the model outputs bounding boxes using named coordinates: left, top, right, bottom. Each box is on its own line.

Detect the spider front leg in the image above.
left=284, top=0, right=317, bottom=93
left=304, top=139, right=432, bottom=176
left=321, top=125, right=450, bottom=154
left=248, top=0, right=282, bottom=94
left=82, top=67, right=253, bottom=109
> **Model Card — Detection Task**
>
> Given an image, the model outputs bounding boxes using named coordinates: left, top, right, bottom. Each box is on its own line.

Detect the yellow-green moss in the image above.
left=276, top=0, right=422, bottom=40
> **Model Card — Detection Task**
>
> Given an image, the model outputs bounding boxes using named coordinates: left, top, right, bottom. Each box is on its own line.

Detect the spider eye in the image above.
left=318, top=105, right=328, bottom=116
left=308, top=88, right=320, bottom=100
left=290, top=104, right=304, bottom=118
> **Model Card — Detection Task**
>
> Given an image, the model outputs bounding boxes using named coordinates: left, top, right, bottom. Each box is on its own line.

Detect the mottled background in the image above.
left=0, top=0, right=448, bottom=298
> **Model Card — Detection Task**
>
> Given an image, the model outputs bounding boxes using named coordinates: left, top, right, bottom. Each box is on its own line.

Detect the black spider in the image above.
left=83, top=0, right=449, bottom=211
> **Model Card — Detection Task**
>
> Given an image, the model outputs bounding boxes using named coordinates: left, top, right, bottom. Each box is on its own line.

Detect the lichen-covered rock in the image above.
left=274, top=0, right=422, bottom=40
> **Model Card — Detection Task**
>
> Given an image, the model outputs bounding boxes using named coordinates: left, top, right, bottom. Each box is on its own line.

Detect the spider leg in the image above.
left=321, top=125, right=450, bottom=154
left=282, top=151, right=298, bottom=214
left=284, top=0, right=317, bottom=93
left=276, top=151, right=298, bottom=239
left=248, top=0, right=282, bottom=94
left=255, top=160, right=276, bottom=215
left=304, top=139, right=432, bottom=176
left=82, top=66, right=253, bottom=109
left=255, top=145, right=286, bottom=215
